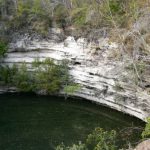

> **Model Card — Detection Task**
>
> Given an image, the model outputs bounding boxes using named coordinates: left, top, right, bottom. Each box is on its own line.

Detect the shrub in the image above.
left=0, top=65, right=12, bottom=84
left=1, top=0, right=148, bottom=32
left=0, top=41, right=7, bottom=57
left=54, top=4, right=69, bottom=28
left=86, top=128, right=117, bottom=150
left=56, top=142, right=86, bottom=150
left=0, top=59, right=72, bottom=93
left=13, top=63, right=34, bottom=92
left=142, top=118, right=150, bottom=139
left=56, top=128, right=117, bottom=150
left=64, top=84, right=81, bottom=94
left=71, top=7, right=88, bottom=28
left=6, top=0, right=52, bottom=34
left=32, top=58, right=70, bottom=94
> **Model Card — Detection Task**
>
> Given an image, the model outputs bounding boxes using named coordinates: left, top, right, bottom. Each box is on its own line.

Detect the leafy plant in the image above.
left=0, top=65, right=12, bottom=84
left=64, top=84, right=81, bottom=94
left=56, top=128, right=117, bottom=150
left=86, top=128, right=117, bottom=150
left=13, top=63, right=34, bottom=92
left=56, top=142, right=86, bottom=150
left=71, top=7, right=87, bottom=27
left=0, top=41, right=7, bottom=57
left=33, top=58, right=68, bottom=93
left=54, top=4, right=69, bottom=28
left=142, top=118, right=150, bottom=139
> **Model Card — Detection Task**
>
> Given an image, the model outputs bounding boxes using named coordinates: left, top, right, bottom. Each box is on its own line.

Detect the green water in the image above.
left=0, top=94, right=144, bottom=150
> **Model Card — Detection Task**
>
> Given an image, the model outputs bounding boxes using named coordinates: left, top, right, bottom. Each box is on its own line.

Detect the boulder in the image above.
left=135, top=140, right=150, bottom=150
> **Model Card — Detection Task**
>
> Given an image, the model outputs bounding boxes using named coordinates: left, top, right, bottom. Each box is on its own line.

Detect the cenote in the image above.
left=0, top=93, right=145, bottom=150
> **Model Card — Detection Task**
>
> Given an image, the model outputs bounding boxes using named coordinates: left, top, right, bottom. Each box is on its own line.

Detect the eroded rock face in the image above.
left=135, top=140, right=150, bottom=150
left=1, top=30, right=150, bottom=121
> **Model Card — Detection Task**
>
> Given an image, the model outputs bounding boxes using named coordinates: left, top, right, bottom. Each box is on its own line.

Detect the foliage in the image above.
left=56, top=142, right=86, bottom=150
left=142, top=118, right=150, bottom=139
left=126, top=61, right=146, bottom=74
left=0, top=0, right=149, bottom=33
left=3, top=0, right=52, bottom=35
left=13, top=63, right=34, bottom=92
left=71, top=7, right=87, bottom=27
left=0, top=65, right=12, bottom=84
left=86, top=128, right=117, bottom=150
left=64, top=84, right=81, bottom=94
left=54, top=4, right=69, bottom=28
left=109, top=0, right=121, bottom=14
left=0, top=41, right=7, bottom=57
left=125, top=61, right=147, bottom=86
left=32, top=58, right=69, bottom=94
left=0, top=59, right=73, bottom=93
left=0, top=63, right=34, bottom=91
left=56, top=128, right=117, bottom=150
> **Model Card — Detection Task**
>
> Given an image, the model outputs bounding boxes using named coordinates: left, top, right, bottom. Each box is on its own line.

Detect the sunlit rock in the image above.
left=1, top=31, right=150, bottom=121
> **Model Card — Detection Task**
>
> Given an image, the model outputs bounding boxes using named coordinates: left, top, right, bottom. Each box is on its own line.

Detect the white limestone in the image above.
left=1, top=34, right=150, bottom=122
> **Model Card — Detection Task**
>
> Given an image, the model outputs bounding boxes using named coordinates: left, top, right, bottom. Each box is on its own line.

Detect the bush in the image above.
left=56, top=128, right=117, bottom=150
left=0, top=65, right=12, bottom=84
left=13, top=63, right=34, bottom=92
left=54, top=4, right=69, bottom=28
left=56, top=142, right=86, bottom=150
left=0, top=63, right=34, bottom=91
left=142, top=118, right=150, bottom=139
left=1, top=0, right=148, bottom=32
left=71, top=7, right=88, bottom=28
left=64, top=84, right=81, bottom=94
left=0, top=41, right=7, bottom=57
left=6, top=0, right=52, bottom=35
left=32, top=58, right=70, bottom=94
left=86, top=128, right=117, bottom=150
left=0, top=59, right=71, bottom=93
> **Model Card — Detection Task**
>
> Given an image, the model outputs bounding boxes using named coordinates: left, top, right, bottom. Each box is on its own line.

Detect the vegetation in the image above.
left=55, top=121, right=150, bottom=150
left=86, top=128, right=117, bottom=150
left=0, top=64, right=18, bottom=85
left=0, top=0, right=149, bottom=32
left=64, top=84, right=81, bottom=94
left=0, top=59, right=79, bottom=94
left=56, top=128, right=117, bottom=150
left=0, top=63, right=34, bottom=91
left=0, top=41, right=7, bottom=57
left=0, top=1, right=149, bottom=148
left=32, top=58, right=70, bottom=94
left=142, top=118, right=150, bottom=139
left=56, top=142, right=86, bottom=150
left=13, top=63, right=34, bottom=92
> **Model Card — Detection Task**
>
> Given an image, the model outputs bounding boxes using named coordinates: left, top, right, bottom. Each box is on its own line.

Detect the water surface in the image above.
left=0, top=94, right=144, bottom=150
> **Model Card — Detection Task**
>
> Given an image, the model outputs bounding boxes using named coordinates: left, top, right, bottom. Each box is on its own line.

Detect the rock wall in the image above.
left=0, top=30, right=150, bottom=121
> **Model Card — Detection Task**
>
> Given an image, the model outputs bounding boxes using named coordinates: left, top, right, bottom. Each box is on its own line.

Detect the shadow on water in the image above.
left=0, top=93, right=145, bottom=150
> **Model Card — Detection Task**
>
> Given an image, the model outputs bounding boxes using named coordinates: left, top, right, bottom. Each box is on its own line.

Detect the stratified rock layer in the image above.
left=1, top=31, right=150, bottom=121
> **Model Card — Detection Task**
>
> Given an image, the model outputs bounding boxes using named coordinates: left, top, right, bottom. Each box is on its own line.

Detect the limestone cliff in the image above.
left=0, top=29, right=150, bottom=121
